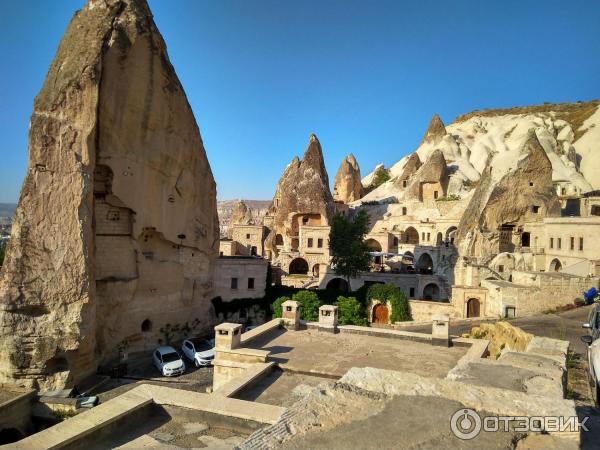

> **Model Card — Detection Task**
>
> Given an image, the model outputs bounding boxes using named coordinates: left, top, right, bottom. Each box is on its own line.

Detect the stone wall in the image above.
left=214, top=257, right=268, bottom=301
left=406, top=300, right=458, bottom=322
left=482, top=271, right=599, bottom=317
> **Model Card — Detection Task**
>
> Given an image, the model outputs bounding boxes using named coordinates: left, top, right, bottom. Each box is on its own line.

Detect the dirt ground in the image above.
left=247, top=328, right=467, bottom=378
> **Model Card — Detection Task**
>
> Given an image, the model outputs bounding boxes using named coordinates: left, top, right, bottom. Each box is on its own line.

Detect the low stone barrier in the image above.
left=240, top=319, right=282, bottom=345
left=213, top=362, right=276, bottom=398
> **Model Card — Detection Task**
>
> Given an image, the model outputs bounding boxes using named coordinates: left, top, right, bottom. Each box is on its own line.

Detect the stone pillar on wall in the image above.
left=215, top=323, right=242, bottom=351
left=431, top=314, right=450, bottom=347
left=318, top=305, right=339, bottom=334
left=282, top=300, right=301, bottom=330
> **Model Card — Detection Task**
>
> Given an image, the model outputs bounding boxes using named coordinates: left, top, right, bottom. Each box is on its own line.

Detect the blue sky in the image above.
left=1, top=1, right=599, bottom=203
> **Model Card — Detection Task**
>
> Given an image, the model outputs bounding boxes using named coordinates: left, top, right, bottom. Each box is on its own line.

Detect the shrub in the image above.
left=372, top=167, right=391, bottom=187
left=271, top=296, right=289, bottom=318
left=292, top=290, right=320, bottom=321
left=366, top=284, right=412, bottom=322
left=336, top=296, right=368, bottom=326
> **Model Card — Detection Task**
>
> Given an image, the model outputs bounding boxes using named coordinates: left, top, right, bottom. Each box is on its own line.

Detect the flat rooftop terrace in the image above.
left=246, top=327, right=467, bottom=379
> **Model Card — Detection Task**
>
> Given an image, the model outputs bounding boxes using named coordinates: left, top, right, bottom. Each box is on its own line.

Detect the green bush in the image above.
left=272, top=296, right=288, bottom=318
left=336, top=296, right=368, bottom=326
left=366, top=284, right=412, bottom=322
left=292, top=290, right=321, bottom=321
left=372, top=167, right=391, bottom=187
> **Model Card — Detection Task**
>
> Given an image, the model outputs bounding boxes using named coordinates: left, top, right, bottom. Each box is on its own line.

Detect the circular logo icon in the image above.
left=450, top=408, right=482, bottom=440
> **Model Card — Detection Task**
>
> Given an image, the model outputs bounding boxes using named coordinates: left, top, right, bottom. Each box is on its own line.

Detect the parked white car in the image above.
left=582, top=304, right=600, bottom=404
left=181, top=338, right=215, bottom=367
left=152, top=346, right=186, bottom=377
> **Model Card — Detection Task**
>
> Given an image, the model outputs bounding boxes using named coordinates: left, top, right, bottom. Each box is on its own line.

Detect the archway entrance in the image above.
left=445, top=226, right=457, bottom=245
left=312, top=264, right=320, bottom=277
left=521, top=232, right=530, bottom=248
left=326, top=277, right=349, bottom=291
left=549, top=258, right=562, bottom=272
left=372, top=304, right=389, bottom=324
left=366, top=239, right=383, bottom=264
left=289, top=258, right=309, bottom=275
left=436, top=232, right=443, bottom=246
left=403, top=227, right=419, bottom=244
left=416, top=253, right=434, bottom=274
left=467, top=298, right=480, bottom=318
left=422, top=283, right=440, bottom=300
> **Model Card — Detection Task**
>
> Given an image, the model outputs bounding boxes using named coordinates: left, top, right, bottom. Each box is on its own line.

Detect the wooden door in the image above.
left=467, top=298, right=480, bottom=318
left=372, top=304, right=389, bottom=324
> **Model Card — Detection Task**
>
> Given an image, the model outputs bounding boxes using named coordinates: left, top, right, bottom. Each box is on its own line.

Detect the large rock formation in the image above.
left=230, top=200, right=254, bottom=226
left=457, top=130, right=560, bottom=257
left=265, top=134, right=334, bottom=254
left=333, top=154, right=363, bottom=203
left=0, top=0, right=218, bottom=390
left=420, top=113, right=447, bottom=146
left=405, top=149, right=449, bottom=201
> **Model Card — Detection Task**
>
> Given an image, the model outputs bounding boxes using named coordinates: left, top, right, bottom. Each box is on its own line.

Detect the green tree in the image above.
left=292, top=290, right=320, bottom=321
left=336, top=296, right=367, bottom=326
left=271, top=296, right=289, bottom=318
left=0, top=242, right=5, bottom=267
left=329, top=210, right=372, bottom=290
left=372, top=167, right=391, bottom=187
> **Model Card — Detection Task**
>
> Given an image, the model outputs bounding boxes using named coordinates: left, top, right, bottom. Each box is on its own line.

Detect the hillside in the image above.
left=217, top=199, right=270, bottom=236
left=359, top=100, right=600, bottom=203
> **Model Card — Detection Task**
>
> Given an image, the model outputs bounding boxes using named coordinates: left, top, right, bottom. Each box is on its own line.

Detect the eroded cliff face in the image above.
left=333, top=154, right=363, bottom=204
left=265, top=134, right=334, bottom=255
left=457, top=130, right=560, bottom=257
left=0, top=0, right=218, bottom=390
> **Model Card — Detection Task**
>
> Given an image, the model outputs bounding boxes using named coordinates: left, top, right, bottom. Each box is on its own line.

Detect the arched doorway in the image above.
left=372, top=304, right=389, bottom=324
left=521, top=232, right=530, bottom=248
left=422, top=283, right=440, bottom=300
left=467, top=298, right=480, bottom=318
left=289, top=258, right=309, bottom=275
left=326, top=278, right=349, bottom=291
left=250, top=246, right=258, bottom=256
left=416, top=253, right=434, bottom=274
left=312, top=264, right=320, bottom=277
left=141, top=319, right=152, bottom=332
left=549, top=258, right=562, bottom=272
left=403, top=227, right=419, bottom=244
left=366, top=239, right=383, bottom=264
left=436, top=232, right=443, bottom=246
left=445, top=226, right=458, bottom=245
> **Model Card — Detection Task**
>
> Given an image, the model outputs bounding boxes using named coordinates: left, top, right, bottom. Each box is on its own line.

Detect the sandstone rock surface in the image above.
left=420, top=113, right=447, bottom=146
left=265, top=134, right=334, bottom=254
left=333, top=154, right=363, bottom=203
left=457, top=130, right=560, bottom=257
left=0, top=0, right=218, bottom=390
left=230, top=200, right=254, bottom=226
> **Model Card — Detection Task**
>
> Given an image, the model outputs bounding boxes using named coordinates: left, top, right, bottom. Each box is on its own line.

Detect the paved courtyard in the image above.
left=246, top=328, right=467, bottom=378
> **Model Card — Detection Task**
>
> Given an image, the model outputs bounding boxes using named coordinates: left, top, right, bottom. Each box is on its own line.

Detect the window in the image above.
left=426, top=232, right=431, bottom=241
left=246, top=234, right=250, bottom=239
left=317, top=238, right=323, bottom=248
left=570, top=237, right=575, bottom=251
left=231, top=278, right=238, bottom=289
left=409, top=288, right=415, bottom=297
left=308, top=238, right=313, bottom=248
left=529, top=182, right=534, bottom=187
left=498, top=265, right=504, bottom=273
left=393, top=237, right=399, bottom=246
left=248, top=278, right=255, bottom=289
left=421, top=232, right=425, bottom=241
left=219, top=251, right=223, bottom=256
left=402, top=180, right=407, bottom=188
left=557, top=238, right=562, bottom=250
left=550, top=237, right=554, bottom=249
left=141, top=319, right=152, bottom=332
left=434, top=191, right=439, bottom=199
left=532, top=205, right=540, bottom=214
left=580, top=237, right=584, bottom=251
left=402, top=207, right=407, bottom=215
left=302, top=216, right=309, bottom=224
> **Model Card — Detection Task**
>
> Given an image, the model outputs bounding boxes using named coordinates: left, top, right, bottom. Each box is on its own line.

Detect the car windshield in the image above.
left=161, top=352, right=180, bottom=363
left=190, top=338, right=211, bottom=351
